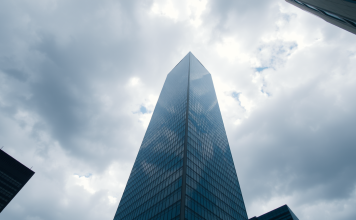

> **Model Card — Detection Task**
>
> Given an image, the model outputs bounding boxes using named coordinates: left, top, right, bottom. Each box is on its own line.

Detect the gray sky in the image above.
left=1, top=0, right=356, bottom=219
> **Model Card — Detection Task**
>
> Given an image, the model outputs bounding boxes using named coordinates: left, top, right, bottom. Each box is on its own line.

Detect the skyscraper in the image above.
left=286, top=0, right=356, bottom=35
left=0, top=149, right=34, bottom=213
left=113, top=52, right=248, bottom=220
left=249, top=205, right=299, bottom=220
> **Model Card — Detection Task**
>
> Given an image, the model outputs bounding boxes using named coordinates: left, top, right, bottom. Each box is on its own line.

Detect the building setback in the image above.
left=286, top=0, right=356, bottom=35
left=0, top=149, right=34, bottom=213
left=113, top=52, right=248, bottom=220
left=249, top=205, right=299, bottom=220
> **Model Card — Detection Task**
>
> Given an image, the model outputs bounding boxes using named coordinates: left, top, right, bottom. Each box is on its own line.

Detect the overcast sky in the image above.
left=1, top=0, right=356, bottom=219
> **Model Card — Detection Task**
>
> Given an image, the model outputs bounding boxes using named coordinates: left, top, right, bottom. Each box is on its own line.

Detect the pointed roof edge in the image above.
left=168, top=52, right=211, bottom=77
left=168, top=52, right=190, bottom=73
left=250, top=204, right=299, bottom=220
left=188, top=51, right=210, bottom=74
left=287, top=205, right=300, bottom=220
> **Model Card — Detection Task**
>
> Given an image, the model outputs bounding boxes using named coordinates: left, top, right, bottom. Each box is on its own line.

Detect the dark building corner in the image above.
left=286, top=0, right=356, bottom=35
left=249, top=204, right=299, bottom=220
left=0, top=149, right=35, bottom=213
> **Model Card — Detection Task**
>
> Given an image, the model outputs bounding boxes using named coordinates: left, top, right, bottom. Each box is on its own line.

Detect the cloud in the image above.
left=0, top=0, right=355, bottom=220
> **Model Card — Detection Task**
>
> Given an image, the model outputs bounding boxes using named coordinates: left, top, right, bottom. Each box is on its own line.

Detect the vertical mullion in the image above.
left=180, top=52, right=190, bottom=220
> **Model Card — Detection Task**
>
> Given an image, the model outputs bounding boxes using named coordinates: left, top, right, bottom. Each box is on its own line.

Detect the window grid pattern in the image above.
left=252, top=205, right=299, bottom=220
left=0, top=169, right=26, bottom=213
left=113, top=54, right=190, bottom=220
left=0, top=171, right=22, bottom=188
left=113, top=53, right=248, bottom=220
left=185, top=54, right=248, bottom=220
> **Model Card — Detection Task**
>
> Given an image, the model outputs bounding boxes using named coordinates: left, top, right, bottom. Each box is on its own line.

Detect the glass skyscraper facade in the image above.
left=113, top=52, right=248, bottom=220
left=0, top=149, right=34, bottom=213
left=286, top=0, right=356, bottom=35
left=249, top=205, right=299, bottom=220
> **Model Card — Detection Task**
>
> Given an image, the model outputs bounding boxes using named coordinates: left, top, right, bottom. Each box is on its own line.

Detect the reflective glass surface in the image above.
left=249, top=205, right=299, bottom=220
left=113, top=54, right=189, bottom=220
left=185, top=54, right=248, bottom=220
left=113, top=52, right=248, bottom=220
left=291, top=0, right=356, bottom=27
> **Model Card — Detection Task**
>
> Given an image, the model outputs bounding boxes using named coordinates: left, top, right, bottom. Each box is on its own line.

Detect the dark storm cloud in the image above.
left=235, top=83, right=356, bottom=200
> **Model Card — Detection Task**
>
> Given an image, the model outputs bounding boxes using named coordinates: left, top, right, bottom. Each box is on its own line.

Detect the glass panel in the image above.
left=185, top=53, right=248, bottom=220
left=113, top=52, right=249, bottom=220
left=304, top=3, right=320, bottom=11
left=113, top=53, right=190, bottom=220
left=345, top=19, right=356, bottom=27
left=323, top=10, right=345, bottom=22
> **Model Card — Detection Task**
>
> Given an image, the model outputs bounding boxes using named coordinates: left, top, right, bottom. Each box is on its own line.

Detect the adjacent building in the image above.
left=113, top=52, right=248, bottom=220
left=0, top=149, right=34, bottom=213
left=286, top=0, right=356, bottom=35
left=249, top=205, right=299, bottom=220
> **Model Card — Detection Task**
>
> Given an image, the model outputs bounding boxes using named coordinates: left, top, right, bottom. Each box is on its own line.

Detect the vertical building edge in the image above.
left=180, top=52, right=191, bottom=220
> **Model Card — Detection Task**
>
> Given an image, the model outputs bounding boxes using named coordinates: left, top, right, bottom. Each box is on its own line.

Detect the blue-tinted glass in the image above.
left=113, top=54, right=189, bottom=220
left=322, top=10, right=345, bottom=21
left=304, top=3, right=320, bottom=11
left=294, top=0, right=304, bottom=5
left=185, top=54, right=248, bottom=220
left=113, top=52, right=248, bottom=220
